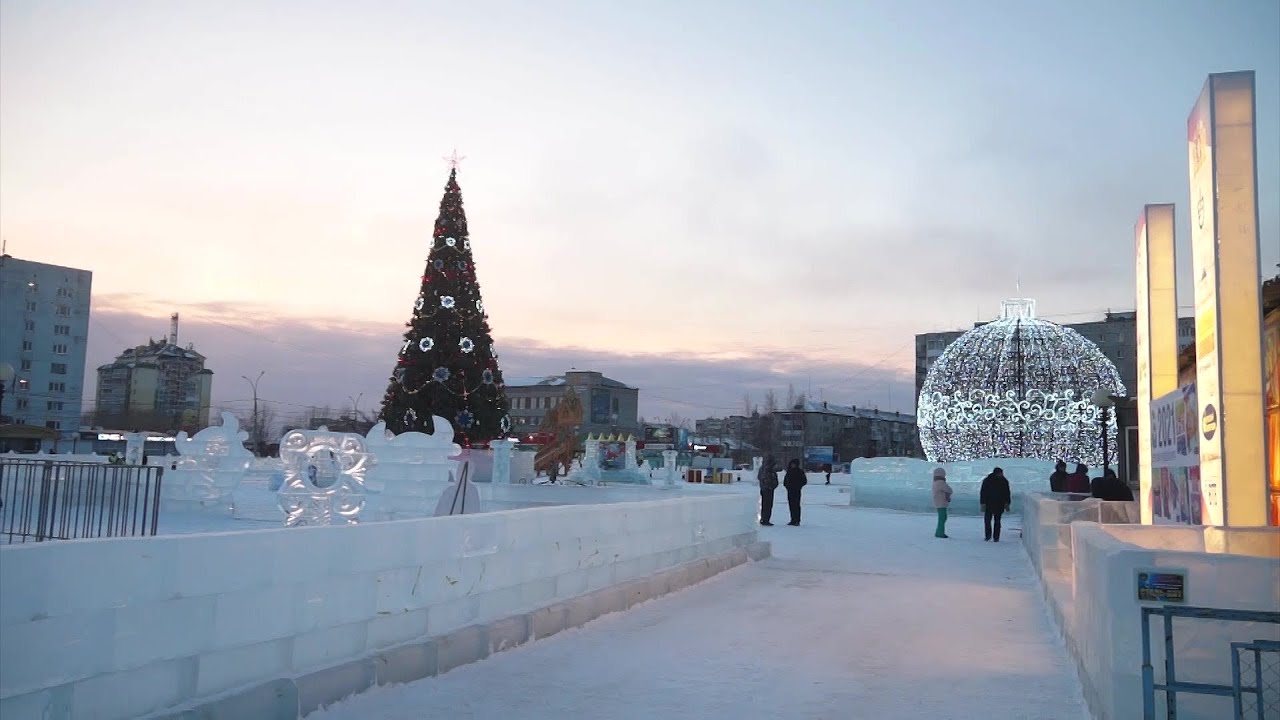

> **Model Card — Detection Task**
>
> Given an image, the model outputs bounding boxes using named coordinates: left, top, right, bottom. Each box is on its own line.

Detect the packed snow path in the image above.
left=315, top=484, right=1088, bottom=720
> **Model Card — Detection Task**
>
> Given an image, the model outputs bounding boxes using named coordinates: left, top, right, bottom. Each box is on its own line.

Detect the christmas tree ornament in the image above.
left=433, top=367, right=451, bottom=382
left=459, top=337, right=475, bottom=354
left=456, top=410, right=475, bottom=430
left=419, top=337, right=435, bottom=352
left=415, top=296, right=425, bottom=311
left=446, top=236, right=457, bottom=246
left=440, top=295, right=456, bottom=309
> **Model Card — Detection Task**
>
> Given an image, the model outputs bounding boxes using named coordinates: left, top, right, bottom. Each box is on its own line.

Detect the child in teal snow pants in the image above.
left=931, top=468, right=953, bottom=538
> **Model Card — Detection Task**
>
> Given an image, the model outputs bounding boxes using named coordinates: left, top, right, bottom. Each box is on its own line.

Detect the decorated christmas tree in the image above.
left=379, top=165, right=510, bottom=445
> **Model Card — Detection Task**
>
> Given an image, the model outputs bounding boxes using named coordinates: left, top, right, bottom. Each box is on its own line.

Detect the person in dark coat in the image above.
left=1065, top=463, right=1091, bottom=494
left=979, top=467, right=1012, bottom=542
left=1049, top=460, right=1069, bottom=493
left=757, top=455, right=779, bottom=526
left=783, top=458, right=807, bottom=526
left=1091, top=468, right=1134, bottom=502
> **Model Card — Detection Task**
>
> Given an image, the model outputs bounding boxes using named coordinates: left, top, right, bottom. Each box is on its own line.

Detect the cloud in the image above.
left=85, top=296, right=917, bottom=424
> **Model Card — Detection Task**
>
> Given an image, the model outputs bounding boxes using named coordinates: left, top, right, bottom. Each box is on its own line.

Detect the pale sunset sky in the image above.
left=1, top=0, right=1277, bottom=422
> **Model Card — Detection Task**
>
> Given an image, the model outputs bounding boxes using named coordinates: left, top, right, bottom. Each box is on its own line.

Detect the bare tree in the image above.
left=785, top=384, right=797, bottom=409
left=665, top=412, right=687, bottom=430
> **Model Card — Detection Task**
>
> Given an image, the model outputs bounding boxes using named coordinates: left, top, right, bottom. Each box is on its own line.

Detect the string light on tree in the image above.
left=916, top=298, right=1125, bottom=467
left=379, top=159, right=511, bottom=445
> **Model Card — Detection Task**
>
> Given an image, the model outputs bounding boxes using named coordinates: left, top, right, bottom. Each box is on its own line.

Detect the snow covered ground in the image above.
left=313, top=483, right=1088, bottom=720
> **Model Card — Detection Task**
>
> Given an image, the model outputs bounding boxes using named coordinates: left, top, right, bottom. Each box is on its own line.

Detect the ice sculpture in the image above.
left=490, top=439, right=516, bottom=484
left=662, top=450, right=679, bottom=486
left=161, top=412, right=253, bottom=512
left=362, top=418, right=459, bottom=519
left=277, top=427, right=371, bottom=526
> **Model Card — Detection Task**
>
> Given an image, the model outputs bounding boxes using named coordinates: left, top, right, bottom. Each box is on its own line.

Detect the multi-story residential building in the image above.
left=505, top=370, right=639, bottom=436
left=914, top=309, right=1196, bottom=408
left=0, top=254, right=93, bottom=450
left=771, top=400, right=921, bottom=463
left=94, top=317, right=213, bottom=432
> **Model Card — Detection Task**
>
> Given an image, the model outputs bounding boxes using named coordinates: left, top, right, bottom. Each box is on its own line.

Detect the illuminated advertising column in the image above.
left=1186, top=71, right=1269, bottom=527
left=1135, top=204, right=1179, bottom=524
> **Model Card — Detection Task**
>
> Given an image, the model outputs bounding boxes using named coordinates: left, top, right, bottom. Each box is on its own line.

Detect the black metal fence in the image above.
left=0, top=459, right=164, bottom=543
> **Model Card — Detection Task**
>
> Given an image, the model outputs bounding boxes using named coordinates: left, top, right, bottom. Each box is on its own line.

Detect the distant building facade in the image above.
left=771, top=400, right=920, bottom=463
left=94, top=325, right=213, bottom=432
left=505, top=371, right=639, bottom=436
left=0, top=254, right=93, bottom=450
left=914, top=310, right=1196, bottom=408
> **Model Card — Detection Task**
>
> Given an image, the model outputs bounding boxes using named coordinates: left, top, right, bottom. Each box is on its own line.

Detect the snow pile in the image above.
left=849, top=457, right=1058, bottom=515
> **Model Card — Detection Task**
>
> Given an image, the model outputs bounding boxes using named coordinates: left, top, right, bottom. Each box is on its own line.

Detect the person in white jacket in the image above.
left=932, top=467, right=954, bottom=538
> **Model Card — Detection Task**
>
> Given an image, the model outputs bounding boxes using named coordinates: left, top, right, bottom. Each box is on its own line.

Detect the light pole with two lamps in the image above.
left=1090, top=388, right=1117, bottom=472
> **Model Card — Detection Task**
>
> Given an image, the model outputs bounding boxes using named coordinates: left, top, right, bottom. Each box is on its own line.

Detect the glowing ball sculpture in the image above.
left=917, top=299, right=1125, bottom=467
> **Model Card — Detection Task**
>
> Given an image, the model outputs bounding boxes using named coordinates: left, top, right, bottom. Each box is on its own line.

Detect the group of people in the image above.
left=756, top=455, right=807, bottom=526
left=930, top=467, right=1012, bottom=541
left=1048, top=461, right=1134, bottom=501
left=756, top=456, right=1134, bottom=538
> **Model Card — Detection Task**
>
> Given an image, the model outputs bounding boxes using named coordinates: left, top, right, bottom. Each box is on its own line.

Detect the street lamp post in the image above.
left=1090, top=388, right=1116, bottom=472
left=243, top=371, right=265, bottom=455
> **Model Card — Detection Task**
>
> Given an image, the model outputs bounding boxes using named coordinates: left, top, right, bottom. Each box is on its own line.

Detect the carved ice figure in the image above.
left=662, top=450, right=679, bottom=486
left=579, top=435, right=602, bottom=485
left=362, top=418, right=459, bottom=519
left=162, top=412, right=253, bottom=512
left=624, top=436, right=638, bottom=470
left=277, top=427, right=371, bottom=526
left=489, top=439, right=516, bottom=484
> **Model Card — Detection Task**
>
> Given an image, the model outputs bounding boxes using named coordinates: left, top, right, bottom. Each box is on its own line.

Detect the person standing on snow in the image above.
left=979, top=467, right=1012, bottom=542
left=1065, top=463, right=1091, bottom=494
left=1049, top=460, right=1069, bottom=493
left=932, top=467, right=954, bottom=538
left=783, top=458, right=808, bottom=525
left=757, top=455, right=779, bottom=526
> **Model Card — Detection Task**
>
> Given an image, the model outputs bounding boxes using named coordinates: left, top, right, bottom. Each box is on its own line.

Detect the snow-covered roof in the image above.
left=781, top=400, right=915, bottom=423
left=504, top=376, right=567, bottom=388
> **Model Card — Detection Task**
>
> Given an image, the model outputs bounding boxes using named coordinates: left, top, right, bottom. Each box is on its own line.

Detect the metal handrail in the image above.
left=1142, top=605, right=1280, bottom=719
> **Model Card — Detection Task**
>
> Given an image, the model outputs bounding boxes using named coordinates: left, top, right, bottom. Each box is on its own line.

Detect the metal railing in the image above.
left=1142, top=605, right=1280, bottom=719
left=0, top=459, right=164, bottom=543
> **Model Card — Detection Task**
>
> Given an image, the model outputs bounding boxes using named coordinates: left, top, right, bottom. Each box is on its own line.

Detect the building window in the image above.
left=47, top=401, right=64, bottom=411
left=48, top=382, right=65, bottom=393
left=56, top=305, right=70, bottom=316
left=54, top=325, right=70, bottom=335
left=20, top=359, right=31, bottom=371
left=57, top=287, right=73, bottom=298
left=52, top=344, right=68, bottom=355
left=24, top=320, right=35, bottom=331
left=25, top=301, right=36, bottom=312
left=17, top=379, right=29, bottom=390
left=51, top=363, right=68, bottom=375
left=45, top=420, right=60, bottom=430
left=16, top=399, right=28, bottom=410
left=21, top=340, right=32, bottom=351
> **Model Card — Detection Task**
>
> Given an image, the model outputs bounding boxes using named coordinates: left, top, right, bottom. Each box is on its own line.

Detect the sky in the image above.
left=1, top=0, right=1278, bottom=425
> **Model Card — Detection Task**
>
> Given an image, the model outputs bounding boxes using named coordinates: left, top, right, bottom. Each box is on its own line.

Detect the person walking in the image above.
left=1049, top=460, right=1069, bottom=492
left=757, top=455, right=779, bottom=526
left=824, top=463, right=832, bottom=485
left=783, top=458, right=807, bottom=526
left=932, top=467, right=953, bottom=538
left=980, top=466, right=1012, bottom=542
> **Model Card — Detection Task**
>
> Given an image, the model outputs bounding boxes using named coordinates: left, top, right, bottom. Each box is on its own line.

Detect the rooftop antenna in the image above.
left=169, top=313, right=179, bottom=345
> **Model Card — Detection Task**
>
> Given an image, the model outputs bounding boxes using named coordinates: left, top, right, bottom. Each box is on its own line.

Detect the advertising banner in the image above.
left=590, top=389, right=611, bottom=425
left=1187, top=71, right=1267, bottom=526
left=1135, top=204, right=1179, bottom=524
left=643, top=425, right=674, bottom=448
left=803, top=446, right=834, bottom=470
left=1149, top=385, right=1203, bottom=525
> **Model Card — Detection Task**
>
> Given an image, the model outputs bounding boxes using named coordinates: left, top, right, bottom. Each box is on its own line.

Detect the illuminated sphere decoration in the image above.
left=917, top=299, right=1125, bottom=467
